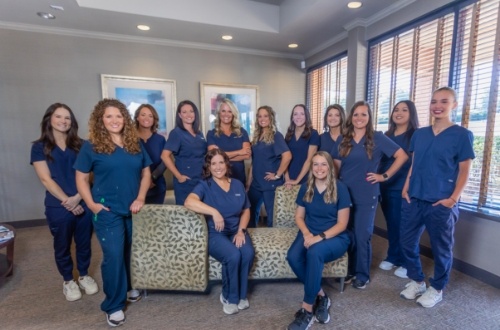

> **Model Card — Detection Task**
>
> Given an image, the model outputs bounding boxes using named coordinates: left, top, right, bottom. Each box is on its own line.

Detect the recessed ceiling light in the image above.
left=348, top=1, right=363, bottom=9
left=49, top=5, right=64, bottom=11
left=288, top=43, right=298, bottom=48
left=37, top=12, right=55, bottom=19
left=222, top=35, right=233, bottom=41
left=137, top=25, right=150, bottom=31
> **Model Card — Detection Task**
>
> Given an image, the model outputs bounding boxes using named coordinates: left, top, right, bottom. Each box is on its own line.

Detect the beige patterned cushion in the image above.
left=209, top=228, right=348, bottom=280
left=273, top=185, right=301, bottom=228
left=131, top=204, right=209, bottom=291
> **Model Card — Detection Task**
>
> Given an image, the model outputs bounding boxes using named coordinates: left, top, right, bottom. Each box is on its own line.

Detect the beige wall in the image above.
left=0, top=28, right=304, bottom=223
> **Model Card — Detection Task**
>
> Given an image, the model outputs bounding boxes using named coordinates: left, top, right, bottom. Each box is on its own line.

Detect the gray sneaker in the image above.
left=63, top=280, right=82, bottom=302
left=220, top=293, right=239, bottom=315
left=238, top=298, right=250, bottom=310
left=314, top=294, right=331, bottom=324
left=287, top=308, right=314, bottom=330
left=416, top=286, right=442, bottom=308
left=400, top=280, right=426, bottom=300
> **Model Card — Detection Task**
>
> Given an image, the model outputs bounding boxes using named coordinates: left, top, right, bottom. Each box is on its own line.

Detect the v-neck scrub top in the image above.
left=191, top=177, right=250, bottom=234
left=379, top=133, right=412, bottom=191
left=206, top=128, right=250, bottom=184
left=319, top=132, right=342, bottom=155
left=287, top=129, right=320, bottom=184
left=296, top=180, right=352, bottom=234
left=141, top=132, right=167, bottom=197
left=332, top=131, right=399, bottom=204
left=74, top=141, right=152, bottom=216
left=30, top=141, right=81, bottom=207
left=408, top=125, right=474, bottom=202
left=250, top=132, right=290, bottom=191
left=164, top=127, right=207, bottom=182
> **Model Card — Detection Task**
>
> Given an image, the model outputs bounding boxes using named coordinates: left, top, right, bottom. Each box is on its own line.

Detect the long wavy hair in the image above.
left=251, top=106, right=278, bottom=145
left=386, top=100, right=419, bottom=144
left=339, top=101, right=375, bottom=159
left=202, top=149, right=232, bottom=179
left=323, top=104, right=346, bottom=133
left=175, top=100, right=201, bottom=133
left=303, top=151, right=338, bottom=204
left=213, top=98, right=243, bottom=137
left=88, top=99, right=141, bottom=154
left=285, top=104, right=313, bottom=142
left=134, top=104, right=159, bottom=133
left=34, top=103, right=82, bottom=162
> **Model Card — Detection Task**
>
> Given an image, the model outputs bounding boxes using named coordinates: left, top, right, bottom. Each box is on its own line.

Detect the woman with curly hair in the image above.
left=332, top=101, right=408, bottom=289
left=161, top=100, right=207, bottom=205
left=284, top=104, right=320, bottom=188
left=207, top=99, right=251, bottom=184
left=247, top=105, right=291, bottom=227
left=286, top=152, right=351, bottom=329
left=30, top=103, right=98, bottom=302
left=319, top=104, right=346, bottom=154
left=75, top=99, right=151, bottom=327
left=134, top=104, right=167, bottom=204
left=185, top=149, right=254, bottom=315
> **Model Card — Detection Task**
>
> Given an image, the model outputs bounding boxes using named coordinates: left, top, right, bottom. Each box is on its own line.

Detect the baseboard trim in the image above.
left=5, top=219, right=47, bottom=228
left=374, top=226, right=500, bottom=289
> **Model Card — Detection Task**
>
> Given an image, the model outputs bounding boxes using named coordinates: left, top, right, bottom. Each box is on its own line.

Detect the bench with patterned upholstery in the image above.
left=131, top=185, right=348, bottom=293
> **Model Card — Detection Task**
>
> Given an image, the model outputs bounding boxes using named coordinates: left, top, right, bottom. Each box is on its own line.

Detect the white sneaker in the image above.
left=238, top=298, right=250, bottom=310
left=416, top=286, right=443, bottom=308
left=106, top=310, right=126, bottom=327
left=400, top=280, right=426, bottom=300
left=394, top=267, right=408, bottom=278
left=127, top=289, right=142, bottom=303
left=79, top=275, right=99, bottom=295
left=63, top=280, right=82, bottom=301
left=379, top=260, right=395, bottom=270
left=220, top=293, right=239, bottom=315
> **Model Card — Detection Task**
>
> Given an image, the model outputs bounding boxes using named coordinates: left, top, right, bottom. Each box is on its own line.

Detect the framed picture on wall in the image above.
left=200, top=82, right=259, bottom=136
left=101, top=74, right=176, bottom=137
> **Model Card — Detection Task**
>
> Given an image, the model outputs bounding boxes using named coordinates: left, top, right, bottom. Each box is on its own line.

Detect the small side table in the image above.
left=0, top=224, right=16, bottom=277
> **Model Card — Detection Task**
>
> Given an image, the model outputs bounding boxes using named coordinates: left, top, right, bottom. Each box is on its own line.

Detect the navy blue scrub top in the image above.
left=191, top=177, right=250, bottom=234
left=206, top=128, right=250, bottom=184
left=74, top=141, right=152, bottom=216
left=164, top=127, right=207, bottom=183
left=250, top=132, right=290, bottom=191
left=30, top=141, right=81, bottom=208
left=332, top=131, right=399, bottom=204
left=319, top=131, right=342, bottom=155
left=141, top=132, right=167, bottom=197
left=296, top=180, right=352, bottom=234
left=379, top=132, right=412, bottom=191
left=287, top=129, right=320, bottom=184
left=408, top=125, right=474, bottom=202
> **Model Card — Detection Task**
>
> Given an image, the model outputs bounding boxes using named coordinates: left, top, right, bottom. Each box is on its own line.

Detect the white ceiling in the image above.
left=0, top=0, right=416, bottom=59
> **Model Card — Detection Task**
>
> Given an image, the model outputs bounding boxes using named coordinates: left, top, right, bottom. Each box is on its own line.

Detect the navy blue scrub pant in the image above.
left=247, top=186, right=276, bottom=227
left=348, top=201, right=378, bottom=282
left=45, top=206, right=93, bottom=281
left=145, top=190, right=166, bottom=204
left=93, top=211, right=133, bottom=314
left=209, top=231, right=255, bottom=304
left=400, top=198, right=458, bottom=291
left=380, top=189, right=405, bottom=266
left=174, top=179, right=198, bottom=206
left=287, top=231, right=350, bottom=305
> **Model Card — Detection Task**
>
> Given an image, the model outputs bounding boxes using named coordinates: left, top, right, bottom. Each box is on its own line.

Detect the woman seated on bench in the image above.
left=286, top=151, right=351, bottom=330
left=185, top=149, right=255, bottom=315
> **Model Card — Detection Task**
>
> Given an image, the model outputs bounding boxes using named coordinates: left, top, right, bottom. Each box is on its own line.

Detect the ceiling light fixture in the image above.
left=347, top=1, right=363, bottom=9
left=222, top=35, right=233, bottom=41
left=288, top=43, right=298, bottom=48
left=137, top=25, right=150, bottom=31
left=37, top=12, right=55, bottom=19
left=49, top=5, right=64, bottom=11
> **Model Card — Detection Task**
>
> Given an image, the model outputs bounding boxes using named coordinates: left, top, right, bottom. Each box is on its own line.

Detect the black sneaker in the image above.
left=352, top=279, right=370, bottom=289
left=335, top=274, right=355, bottom=284
left=287, top=308, right=314, bottom=330
left=314, top=294, right=331, bottom=324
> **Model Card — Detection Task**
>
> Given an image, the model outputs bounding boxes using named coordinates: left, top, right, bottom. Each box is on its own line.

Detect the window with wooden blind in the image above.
left=306, top=55, right=348, bottom=131
left=367, top=0, right=500, bottom=214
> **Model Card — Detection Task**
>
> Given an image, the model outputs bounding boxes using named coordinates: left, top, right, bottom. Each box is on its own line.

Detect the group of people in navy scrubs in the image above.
left=31, top=85, right=474, bottom=328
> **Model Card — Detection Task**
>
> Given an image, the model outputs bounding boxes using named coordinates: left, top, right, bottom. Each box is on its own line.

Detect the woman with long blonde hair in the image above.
left=286, top=151, right=351, bottom=329
left=75, top=99, right=152, bottom=327
left=247, top=105, right=291, bottom=227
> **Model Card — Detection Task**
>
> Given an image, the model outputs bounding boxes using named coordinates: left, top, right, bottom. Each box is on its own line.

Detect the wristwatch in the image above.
left=274, top=173, right=281, bottom=180
left=382, top=173, right=389, bottom=181
left=319, top=232, right=326, bottom=240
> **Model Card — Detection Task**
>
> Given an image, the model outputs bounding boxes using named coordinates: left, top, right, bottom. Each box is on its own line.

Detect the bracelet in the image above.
left=449, top=197, right=457, bottom=204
